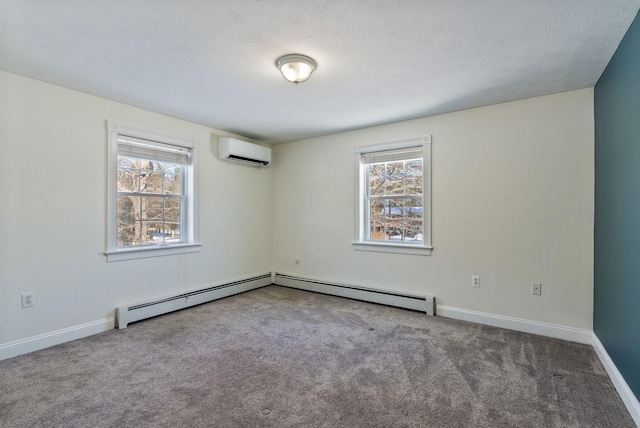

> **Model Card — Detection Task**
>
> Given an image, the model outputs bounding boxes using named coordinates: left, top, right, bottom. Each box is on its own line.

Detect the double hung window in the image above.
left=354, top=136, right=432, bottom=255
left=105, top=121, right=200, bottom=261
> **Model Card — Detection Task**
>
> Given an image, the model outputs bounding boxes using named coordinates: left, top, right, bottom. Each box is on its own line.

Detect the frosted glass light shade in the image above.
left=276, top=54, right=316, bottom=84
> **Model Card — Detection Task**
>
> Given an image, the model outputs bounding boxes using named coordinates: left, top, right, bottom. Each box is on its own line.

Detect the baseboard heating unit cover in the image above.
left=116, top=274, right=271, bottom=329
left=274, top=273, right=435, bottom=316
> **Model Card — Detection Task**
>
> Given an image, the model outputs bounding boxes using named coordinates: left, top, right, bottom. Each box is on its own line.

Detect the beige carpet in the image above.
left=0, top=285, right=634, bottom=427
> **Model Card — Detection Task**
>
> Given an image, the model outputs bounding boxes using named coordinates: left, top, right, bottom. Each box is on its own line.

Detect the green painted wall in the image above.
left=594, top=10, right=640, bottom=398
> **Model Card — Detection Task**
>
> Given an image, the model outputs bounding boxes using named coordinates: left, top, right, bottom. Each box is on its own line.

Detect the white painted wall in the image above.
left=272, top=89, right=595, bottom=330
left=0, top=71, right=273, bottom=345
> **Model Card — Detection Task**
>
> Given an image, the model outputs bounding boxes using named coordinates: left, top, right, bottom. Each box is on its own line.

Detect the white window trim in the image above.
left=105, top=120, right=201, bottom=262
left=353, top=136, right=432, bottom=256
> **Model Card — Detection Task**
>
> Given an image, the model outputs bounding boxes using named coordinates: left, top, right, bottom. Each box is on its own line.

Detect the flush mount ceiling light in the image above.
left=276, top=54, right=316, bottom=84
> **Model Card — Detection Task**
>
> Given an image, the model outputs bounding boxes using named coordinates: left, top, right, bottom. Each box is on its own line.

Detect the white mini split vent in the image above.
left=217, top=137, right=271, bottom=167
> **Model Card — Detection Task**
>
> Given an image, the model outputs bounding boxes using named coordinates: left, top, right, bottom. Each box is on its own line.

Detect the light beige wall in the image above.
left=0, top=71, right=595, bottom=345
left=0, top=71, right=273, bottom=344
left=272, top=89, right=594, bottom=330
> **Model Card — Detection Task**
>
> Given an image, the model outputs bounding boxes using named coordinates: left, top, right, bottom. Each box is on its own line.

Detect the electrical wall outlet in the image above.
left=531, top=282, right=542, bottom=296
left=472, top=275, right=480, bottom=288
left=22, top=292, right=35, bottom=308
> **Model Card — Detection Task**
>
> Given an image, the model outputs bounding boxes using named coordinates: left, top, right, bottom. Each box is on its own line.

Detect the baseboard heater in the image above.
left=116, top=274, right=272, bottom=329
left=274, top=273, right=435, bottom=316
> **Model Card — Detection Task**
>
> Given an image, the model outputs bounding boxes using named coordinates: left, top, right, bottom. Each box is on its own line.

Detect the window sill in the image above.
left=352, top=241, right=432, bottom=256
left=105, top=243, right=202, bottom=262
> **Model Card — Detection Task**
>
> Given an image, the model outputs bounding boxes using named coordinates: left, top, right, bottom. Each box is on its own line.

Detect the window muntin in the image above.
left=106, top=121, right=200, bottom=261
left=354, top=137, right=431, bottom=256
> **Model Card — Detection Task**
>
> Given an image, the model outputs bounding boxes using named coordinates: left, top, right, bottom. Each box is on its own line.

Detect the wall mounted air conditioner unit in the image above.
left=217, top=137, right=271, bottom=167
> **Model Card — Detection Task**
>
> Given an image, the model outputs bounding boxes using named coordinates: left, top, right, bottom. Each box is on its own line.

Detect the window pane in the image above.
left=159, top=163, right=181, bottom=175
left=140, top=221, right=181, bottom=244
left=370, top=220, right=385, bottom=240
left=404, top=220, right=423, bottom=242
left=164, top=197, right=181, bottom=221
left=117, top=195, right=138, bottom=222
left=117, top=195, right=140, bottom=246
left=118, top=157, right=134, bottom=169
left=139, top=169, right=162, bottom=193
left=121, top=158, right=144, bottom=192
left=379, top=199, right=399, bottom=241
left=385, top=217, right=403, bottom=240
left=163, top=173, right=181, bottom=195
left=141, top=221, right=164, bottom=245
left=164, top=221, right=181, bottom=243
left=117, top=168, right=136, bottom=192
left=405, top=159, right=423, bottom=195
left=370, top=199, right=385, bottom=219
left=405, top=197, right=422, bottom=218
left=117, top=221, right=139, bottom=246
left=142, top=196, right=163, bottom=220
left=386, top=198, right=403, bottom=218
left=369, top=164, right=385, bottom=196
left=386, top=162, right=404, bottom=196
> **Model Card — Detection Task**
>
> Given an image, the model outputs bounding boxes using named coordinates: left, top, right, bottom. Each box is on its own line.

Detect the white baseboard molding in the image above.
left=1, top=273, right=272, bottom=360
left=436, top=305, right=593, bottom=344
left=592, top=333, right=640, bottom=426
left=117, top=273, right=272, bottom=328
left=0, top=318, right=115, bottom=361
left=274, top=272, right=435, bottom=315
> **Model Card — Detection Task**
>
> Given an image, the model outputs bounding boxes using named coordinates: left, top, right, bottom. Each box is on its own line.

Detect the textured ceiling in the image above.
left=1, top=1, right=639, bottom=143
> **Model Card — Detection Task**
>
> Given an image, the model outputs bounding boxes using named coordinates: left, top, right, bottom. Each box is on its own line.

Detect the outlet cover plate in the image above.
left=531, top=282, right=542, bottom=296
left=472, top=275, right=480, bottom=288
left=21, top=292, right=35, bottom=308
